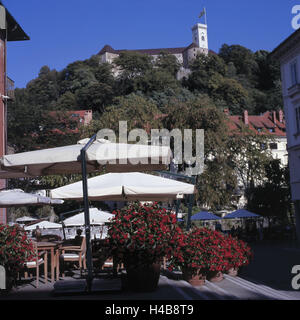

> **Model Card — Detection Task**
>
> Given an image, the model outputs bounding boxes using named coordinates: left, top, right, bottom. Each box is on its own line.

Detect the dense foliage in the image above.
left=8, top=44, right=281, bottom=153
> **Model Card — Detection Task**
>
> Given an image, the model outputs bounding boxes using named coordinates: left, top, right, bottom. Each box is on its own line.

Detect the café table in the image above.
left=36, top=241, right=62, bottom=283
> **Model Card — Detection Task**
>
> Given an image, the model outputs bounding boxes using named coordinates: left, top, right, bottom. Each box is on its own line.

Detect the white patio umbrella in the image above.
left=0, top=138, right=172, bottom=177
left=63, top=208, right=113, bottom=227
left=24, top=220, right=62, bottom=231
left=50, top=172, right=196, bottom=201
left=16, top=216, right=37, bottom=223
left=0, top=189, right=64, bottom=207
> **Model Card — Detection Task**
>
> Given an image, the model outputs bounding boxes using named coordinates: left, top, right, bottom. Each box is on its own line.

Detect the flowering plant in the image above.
left=169, top=227, right=228, bottom=274
left=168, top=227, right=253, bottom=275
left=108, top=202, right=184, bottom=267
left=0, top=224, right=35, bottom=287
left=223, top=235, right=253, bottom=270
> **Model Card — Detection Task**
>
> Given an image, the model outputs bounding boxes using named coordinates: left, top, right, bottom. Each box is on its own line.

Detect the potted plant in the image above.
left=203, top=228, right=230, bottom=282
left=168, top=227, right=208, bottom=286
left=223, top=235, right=253, bottom=276
left=0, top=224, right=35, bottom=290
left=108, top=202, right=183, bottom=292
left=169, top=227, right=236, bottom=284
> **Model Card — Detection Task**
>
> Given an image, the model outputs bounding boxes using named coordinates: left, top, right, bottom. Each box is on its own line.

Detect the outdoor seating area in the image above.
left=0, top=134, right=296, bottom=299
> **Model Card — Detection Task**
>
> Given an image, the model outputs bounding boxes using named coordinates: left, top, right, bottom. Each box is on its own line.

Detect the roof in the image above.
left=183, top=42, right=199, bottom=52
left=0, top=1, right=30, bottom=41
left=98, top=43, right=215, bottom=56
left=270, top=28, right=300, bottom=60
left=49, top=110, right=92, bottom=119
left=98, top=44, right=117, bottom=55
left=227, top=111, right=286, bottom=137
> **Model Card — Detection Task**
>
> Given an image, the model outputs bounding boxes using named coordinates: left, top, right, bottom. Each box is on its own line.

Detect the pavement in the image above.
left=1, top=240, right=300, bottom=300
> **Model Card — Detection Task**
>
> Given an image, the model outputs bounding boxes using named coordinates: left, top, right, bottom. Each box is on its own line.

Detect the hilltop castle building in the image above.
left=98, top=21, right=210, bottom=80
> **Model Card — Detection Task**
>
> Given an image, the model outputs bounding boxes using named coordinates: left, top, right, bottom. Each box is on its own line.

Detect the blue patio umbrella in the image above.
left=191, top=211, right=222, bottom=221
left=224, top=209, right=261, bottom=219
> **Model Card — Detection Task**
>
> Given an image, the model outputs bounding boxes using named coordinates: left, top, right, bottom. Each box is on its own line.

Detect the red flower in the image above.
left=108, top=202, right=184, bottom=266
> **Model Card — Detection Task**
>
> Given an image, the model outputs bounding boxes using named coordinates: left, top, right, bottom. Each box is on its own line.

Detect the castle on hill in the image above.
left=97, top=19, right=210, bottom=80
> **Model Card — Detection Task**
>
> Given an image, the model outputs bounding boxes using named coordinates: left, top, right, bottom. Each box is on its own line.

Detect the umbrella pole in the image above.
left=80, top=134, right=97, bottom=293
left=186, top=194, right=194, bottom=231
left=175, top=199, right=180, bottom=219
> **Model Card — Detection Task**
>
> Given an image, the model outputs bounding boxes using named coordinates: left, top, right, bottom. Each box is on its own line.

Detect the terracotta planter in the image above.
left=182, top=268, right=206, bottom=286
left=207, top=271, right=224, bottom=282
left=124, top=260, right=161, bottom=292
left=227, top=267, right=239, bottom=277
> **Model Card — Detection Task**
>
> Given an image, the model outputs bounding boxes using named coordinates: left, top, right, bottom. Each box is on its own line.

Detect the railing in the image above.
left=6, top=76, right=14, bottom=100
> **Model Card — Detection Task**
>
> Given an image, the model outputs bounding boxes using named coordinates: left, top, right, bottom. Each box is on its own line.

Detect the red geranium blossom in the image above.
left=0, top=224, right=35, bottom=286
left=108, top=202, right=184, bottom=266
left=168, top=227, right=253, bottom=275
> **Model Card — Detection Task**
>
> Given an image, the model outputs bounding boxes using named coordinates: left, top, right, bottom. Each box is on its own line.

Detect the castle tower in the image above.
left=192, top=23, right=208, bottom=51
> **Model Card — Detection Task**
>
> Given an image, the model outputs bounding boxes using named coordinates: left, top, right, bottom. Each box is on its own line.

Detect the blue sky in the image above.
left=4, top=0, right=300, bottom=88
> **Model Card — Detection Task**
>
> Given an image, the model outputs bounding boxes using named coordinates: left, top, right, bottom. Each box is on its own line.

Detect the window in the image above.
left=291, top=61, right=298, bottom=86
left=269, top=143, right=278, bottom=150
left=269, top=128, right=275, bottom=133
left=296, top=107, right=300, bottom=134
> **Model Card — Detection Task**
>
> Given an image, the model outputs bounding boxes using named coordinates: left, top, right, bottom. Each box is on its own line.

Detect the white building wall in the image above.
left=278, top=42, right=300, bottom=201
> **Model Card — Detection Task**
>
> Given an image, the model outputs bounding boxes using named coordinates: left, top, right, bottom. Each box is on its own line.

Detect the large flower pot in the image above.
left=182, top=268, right=206, bottom=286
left=124, top=260, right=161, bottom=292
left=206, top=271, right=224, bottom=282
left=227, top=267, right=239, bottom=277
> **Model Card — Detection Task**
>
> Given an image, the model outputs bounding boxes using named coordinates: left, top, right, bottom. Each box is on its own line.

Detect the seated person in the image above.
left=73, top=229, right=83, bottom=246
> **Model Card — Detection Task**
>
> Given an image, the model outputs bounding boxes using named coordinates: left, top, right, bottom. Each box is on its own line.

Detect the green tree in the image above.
left=227, top=126, right=273, bottom=203
left=26, top=66, right=59, bottom=109
left=162, top=97, right=238, bottom=210
left=247, top=160, right=291, bottom=220
left=81, top=93, right=164, bottom=137
left=219, top=44, right=259, bottom=79
left=155, top=52, right=181, bottom=77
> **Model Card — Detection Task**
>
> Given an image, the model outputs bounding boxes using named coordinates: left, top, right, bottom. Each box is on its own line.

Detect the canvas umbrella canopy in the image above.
left=16, top=216, right=37, bottom=223
left=0, top=189, right=64, bottom=207
left=191, top=211, right=222, bottom=221
left=63, top=208, right=113, bottom=227
left=24, top=220, right=62, bottom=231
left=0, top=135, right=172, bottom=292
left=0, top=138, right=172, bottom=178
left=224, top=209, right=261, bottom=219
left=50, top=172, right=196, bottom=201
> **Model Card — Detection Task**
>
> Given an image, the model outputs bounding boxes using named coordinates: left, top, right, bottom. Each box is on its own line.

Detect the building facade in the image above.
left=98, top=22, right=210, bottom=80
left=271, top=28, right=300, bottom=242
left=227, top=109, right=287, bottom=166
left=0, top=2, right=29, bottom=224
left=225, top=109, right=287, bottom=208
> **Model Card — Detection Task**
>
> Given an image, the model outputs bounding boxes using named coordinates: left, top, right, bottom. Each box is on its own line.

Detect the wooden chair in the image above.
left=60, top=237, right=86, bottom=277
left=102, top=258, right=114, bottom=270
left=24, top=242, right=46, bottom=288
